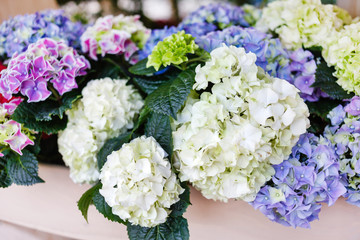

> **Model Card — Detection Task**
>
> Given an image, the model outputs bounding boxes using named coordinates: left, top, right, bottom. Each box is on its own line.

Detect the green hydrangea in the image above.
left=256, top=0, right=352, bottom=50
left=147, top=30, right=198, bottom=70
left=323, top=21, right=360, bottom=95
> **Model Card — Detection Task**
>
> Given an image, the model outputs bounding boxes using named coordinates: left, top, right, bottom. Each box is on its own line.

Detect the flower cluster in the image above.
left=0, top=9, right=85, bottom=59
left=0, top=38, right=90, bottom=102
left=172, top=45, right=309, bottom=202
left=196, top=26, right=323, bottom=101
left=324, top=96, right=360, bottom=207
left=138, top=26, right=178, bottom=61
left=80, top=14, right=150, bottom=62
left=58, top=78, right=144, bottom=184
left=179, top=3, right=250, bottom=38
left=256, top=0, right=352, bottom=50
left=322, top=22, right=360, bottom=95
left=0, top=94, right=34, bottom=156
left=251, top=133, right=346, bottom=228
left=147, top=31, right=198, bottom=71
left=99, top=136, right=184, bottom=227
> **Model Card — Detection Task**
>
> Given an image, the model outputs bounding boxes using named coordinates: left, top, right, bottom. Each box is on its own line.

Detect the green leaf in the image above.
left=312, top=61, right=354, bottom=100
left=97, top=133, right=131, bottom=170
left=170, top=184, right=190, bottom=218
left=127, top=216, right=189, bottom=240
left=78, top=183, right=101, bottom=222
left=12, top=91, right=81, bottom=134
left=92, top=184, right=126, bottom=224
left=145, top=68, right=195, bottom=119
left=0, top=157, right=12, bottom=188
left=133, top=77, right=169, bottom=95
left=129, top=58, right=158, bottom=76
left=145, top=112, right=173, bottom=157
left=321, top=0, right=336, bottom=4
left=306, top=98, right=342, bottom=120
left=132, top=107, right=151, bottom=133
left=6, top=150, right=44, bottom=186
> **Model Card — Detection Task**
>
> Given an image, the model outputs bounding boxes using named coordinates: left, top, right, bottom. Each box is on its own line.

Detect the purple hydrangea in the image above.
left=0, top=38, right=90, bottom=102
left=138, top=26, right=179, bottom=60
left=178, top=3, right=250, bottom=38
left=0, top=10, right=85, bottom=60
left=251, top=133, right=346, bottom=228
left=324, top=97, right=360, bottom=207
left=196, top=26, right=325, bottom=102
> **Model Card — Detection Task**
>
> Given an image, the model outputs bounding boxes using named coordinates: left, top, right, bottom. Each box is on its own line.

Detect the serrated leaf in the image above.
left=312, top=61, right=354, bottom=100
left=0, top=157, right=12, bottom=188
left=6, top=150, right=44, bottom=186
left=12, top=91, right=81, bottom=134
left=127, top=216, right=189, bottom=240
left=132, top=107, right=151, bottom=133
left=97, top=133, right=131, bottom=170
left=145, top=68, right=195, bottom=119
left=92, top=185, right=126, bottom=224
left=78, top=183, right=101, bottom=222
left=12, top=108, right=67, bottom=134
left=133, top=77, right=169, bottom=95
left=129, top=58, right=158, bottom=76
left=145, top=112, right=173, bottom=157
left=170, top=184, right=190, bottom=218
left=306, top=98, right=342, bottom=120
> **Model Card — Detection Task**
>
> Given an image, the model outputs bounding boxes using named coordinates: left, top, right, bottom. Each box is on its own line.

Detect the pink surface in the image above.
left=0, top=164, right=360, bottom=240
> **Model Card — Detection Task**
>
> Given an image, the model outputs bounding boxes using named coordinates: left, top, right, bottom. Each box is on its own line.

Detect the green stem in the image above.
left=48, top=84, right=61, bottom=103
left=103, top=57, right=130, bottom=78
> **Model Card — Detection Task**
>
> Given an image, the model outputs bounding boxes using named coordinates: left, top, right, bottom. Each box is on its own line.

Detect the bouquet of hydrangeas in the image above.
left=1, top=0, right=360, bottom=239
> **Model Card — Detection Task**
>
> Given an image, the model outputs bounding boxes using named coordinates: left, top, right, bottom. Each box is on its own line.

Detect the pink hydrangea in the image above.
left=80, top=14, right=150, bottom=63
left=0, top=38, right=90, bottom=102
left=0, top=95, right=33, bottom=156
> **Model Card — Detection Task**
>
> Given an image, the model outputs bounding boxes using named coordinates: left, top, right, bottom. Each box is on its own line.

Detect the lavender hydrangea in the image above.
left=324, top=97, right=360, bottom=207
left=251, top=133, right=346, bottom=228
left=0, top=38, right=90, bottom=102
left=196, top=26, right=325, bottom=102
left=179, top=3, right=250, bottom=38
left=0, top=10, right=85, bottom=60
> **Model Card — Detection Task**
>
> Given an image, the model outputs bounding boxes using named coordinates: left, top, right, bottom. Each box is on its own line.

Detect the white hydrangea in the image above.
left=256, top=0, right=352, bottom=50
left=58, top=78, right=144, bottom=184
left=322, top=21, right=360, bottom=95
left=99, top=136, right=184, bottom=227
left=172, top=45, right=310, bottom=202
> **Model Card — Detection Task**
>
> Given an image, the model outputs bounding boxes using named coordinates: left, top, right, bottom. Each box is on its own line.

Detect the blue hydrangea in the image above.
left=196, top=26, right=325, bottom=102
left=324, top=97, right=360, bottom=207
left=138, top=26, right=179, bottom=61
left=178, top=3, right=250, bottom=38
left=0, top=9, right=85, bottom=59
left=251, top=133, right=346, bottom=228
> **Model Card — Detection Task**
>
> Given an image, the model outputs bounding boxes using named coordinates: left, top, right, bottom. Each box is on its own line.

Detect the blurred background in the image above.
left=0, top=0, right=359, bottom=26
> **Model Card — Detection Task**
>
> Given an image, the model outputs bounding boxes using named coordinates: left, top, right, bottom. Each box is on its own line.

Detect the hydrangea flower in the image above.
left=196, top=26, right=324, bottom=101
left=138, top=26, right=179, bottom=61
left=0, top=94, right=33, bottom=156
left=58, top=78, right=143, bottom=184
left=256, top=0, right=352, bottom=50
left=0, top=38, right=90, bottom=102
left=179, top=3, right=250, bottom=38
left=324, top=97, right=360, bottom=207
left=322, top=22, right=360, bottom=95
left=251, top=133, right=346, bottom=228
left=172, top=45, right=310, bottom=202
left=99, top=136, right=184, bottom=227
left=80, top=14, right=150, bottom=63
left=147, top=31, right=198, bottom=71
left=0, top=9, right=85, bottom=59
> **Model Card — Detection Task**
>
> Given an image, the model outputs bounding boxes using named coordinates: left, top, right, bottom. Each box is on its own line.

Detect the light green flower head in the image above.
left=147, top=30, right=198, bottom=70
left=323, top=21, right=360, bottom=95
